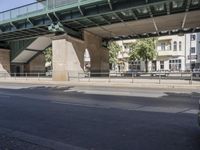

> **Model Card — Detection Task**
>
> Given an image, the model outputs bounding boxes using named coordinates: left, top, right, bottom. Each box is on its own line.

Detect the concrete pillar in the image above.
left=84, top=32, right=109, bottom=73
left=52, top=39, right=84, bottom=81
left=0, top=49, right=10, bottom=75
left=52, top=31, right=109, bottom=81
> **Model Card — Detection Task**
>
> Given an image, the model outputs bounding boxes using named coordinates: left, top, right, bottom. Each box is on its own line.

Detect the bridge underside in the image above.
left=86, top=10, right=200, bottom=40
left=0, top=0, right=200, bottom=44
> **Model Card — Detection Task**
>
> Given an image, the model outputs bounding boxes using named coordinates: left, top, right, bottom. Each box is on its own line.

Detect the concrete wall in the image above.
left=52, top=31, right=109, bottom=81
left=0, top=48, right=10, bottom=74
left=25, top=53, right=46, bottom=73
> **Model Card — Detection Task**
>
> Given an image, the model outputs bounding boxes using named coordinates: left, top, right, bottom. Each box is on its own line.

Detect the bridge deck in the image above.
left=0, top=0, right=200, bottom=43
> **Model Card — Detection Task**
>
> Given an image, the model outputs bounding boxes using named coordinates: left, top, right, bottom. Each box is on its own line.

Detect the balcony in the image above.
left=157, top=50, right=184, bottom=57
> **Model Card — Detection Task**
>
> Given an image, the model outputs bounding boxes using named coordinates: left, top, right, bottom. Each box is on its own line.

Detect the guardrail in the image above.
left=0, top=72, right=51, bottom=81
left=0, top=71, right=199, bottom=85
left=75, top=71, right=200, bottom=85
left=0, top=0, right=101, bottom=23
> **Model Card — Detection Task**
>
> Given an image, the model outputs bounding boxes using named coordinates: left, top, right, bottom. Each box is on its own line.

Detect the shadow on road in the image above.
left=0, top=85, right=199, bottom=150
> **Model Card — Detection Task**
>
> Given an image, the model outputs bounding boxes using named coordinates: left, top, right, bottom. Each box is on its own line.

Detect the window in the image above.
left=160, top=61, right=164, bottom=70
left=173, top=41, right=177, bottom=51
left=179, top=41, right=182, bottom=51
left=169, top=59, right=182, bottom=71
left=129, top=61, right=141, bottom=71
left=161, top=43, right=166, bottom=51
left=190, top=47, right=196, bottom=53
left=191, top=34, right=196, bottom=41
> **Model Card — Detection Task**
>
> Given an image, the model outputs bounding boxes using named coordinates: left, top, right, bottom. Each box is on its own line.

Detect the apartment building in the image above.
left=114, top=33, right=200, bottom=72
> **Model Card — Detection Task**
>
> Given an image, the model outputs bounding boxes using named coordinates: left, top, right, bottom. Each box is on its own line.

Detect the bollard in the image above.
left=108, top=72, right=111, bottom=83
left=159, top=72, right=161, bottom=84
left=88, top=72, right=91, bottom=82
left=132, top=72, right=134, bottom=83
left=78, top=72, right=80, bottom=82
left=26, top=73, right=28, bottom=80
left=190, top=72, right=193, bottom=85
left=38, top=73, right=40, bottom=80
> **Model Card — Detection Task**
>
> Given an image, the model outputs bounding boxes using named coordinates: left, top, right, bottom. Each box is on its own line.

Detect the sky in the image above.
left=0, top=0, right=35, bottom=12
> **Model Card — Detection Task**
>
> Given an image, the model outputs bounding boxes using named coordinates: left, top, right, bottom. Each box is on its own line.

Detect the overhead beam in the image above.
left=147, top=6, right=160, bottom=36
left=182, top=0, right=191, bottom=29
left=166, top=1, right=171, bottom=15
left=108, top=0, right=113, bottom=10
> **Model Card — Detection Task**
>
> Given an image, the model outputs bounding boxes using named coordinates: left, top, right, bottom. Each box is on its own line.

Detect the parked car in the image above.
left=193, top=69, right=200, bottom=77
left=151, top=70, right=170, bottom=77
left=122, top=71, right=142, bottom=77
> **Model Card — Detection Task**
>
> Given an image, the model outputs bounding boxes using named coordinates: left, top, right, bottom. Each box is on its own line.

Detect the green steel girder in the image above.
left=0, top=0, right=200, bottom=42
left=9, top=38, right=36, bottom=60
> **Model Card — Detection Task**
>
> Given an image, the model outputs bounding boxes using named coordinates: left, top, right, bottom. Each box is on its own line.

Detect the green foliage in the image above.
left=135, top=38, right=157, bottom=61
left=129, top=38, right=157, bottom=72
left=43, top=47, right=52, bottom=63
left=108, top=41, right=122, bottom=64
left=129, top=42, right=139, bottom=61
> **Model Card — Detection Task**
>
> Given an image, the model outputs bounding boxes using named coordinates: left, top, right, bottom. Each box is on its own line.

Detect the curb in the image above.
left=0, top=79, right=199, bottom=90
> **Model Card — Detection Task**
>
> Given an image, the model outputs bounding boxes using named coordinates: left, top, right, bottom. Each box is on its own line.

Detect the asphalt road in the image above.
left=0, top=83, right=199, bottom=150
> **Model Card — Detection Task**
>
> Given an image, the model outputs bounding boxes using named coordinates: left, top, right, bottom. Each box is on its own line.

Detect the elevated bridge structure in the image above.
left=0, top=0, right=200, bottom=80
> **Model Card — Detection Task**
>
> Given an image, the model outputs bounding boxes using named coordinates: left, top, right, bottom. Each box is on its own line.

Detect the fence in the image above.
left=0, top=72, right=52, bottom=81
left=0, top=0, right=98, bottom=23
left=75, top=71, right=200, bottom=85
left=0, top=71, right=199, bottom=85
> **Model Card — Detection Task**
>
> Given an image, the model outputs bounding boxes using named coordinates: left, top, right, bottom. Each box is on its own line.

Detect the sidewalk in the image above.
left=0, top=77, right=199, bottom=90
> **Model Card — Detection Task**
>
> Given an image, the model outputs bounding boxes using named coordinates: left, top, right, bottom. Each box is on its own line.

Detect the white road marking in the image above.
left=64, top=89, right=167, bottom=98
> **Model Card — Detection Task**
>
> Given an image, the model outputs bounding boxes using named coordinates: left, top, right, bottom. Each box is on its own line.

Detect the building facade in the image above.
left=114, top=33, right=200, bottom=72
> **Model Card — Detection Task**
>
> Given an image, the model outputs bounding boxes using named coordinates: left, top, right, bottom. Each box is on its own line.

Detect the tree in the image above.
left=107, top=41, right=122, bottom=69
left=129, top=38, right=157, bottom=72
left=43, top=47, right=52, bottom=63
left=129, top=42, right=139, bottom=61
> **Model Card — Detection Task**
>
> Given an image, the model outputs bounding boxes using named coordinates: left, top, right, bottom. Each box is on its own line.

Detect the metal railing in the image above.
left=75, top=71, right=200, bottom=85
left=0, top=71, right=199, bottom=85
left=0, top=0, right=99, bottom=23
left=0, top=72, right=52, bottom=81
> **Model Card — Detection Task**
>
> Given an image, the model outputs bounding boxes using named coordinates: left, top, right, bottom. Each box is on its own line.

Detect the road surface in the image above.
left=0, top=83, right=199, bottom=150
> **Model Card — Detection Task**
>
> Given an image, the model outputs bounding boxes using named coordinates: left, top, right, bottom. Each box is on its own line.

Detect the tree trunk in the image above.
left=145, top=59, right=148, bottom=73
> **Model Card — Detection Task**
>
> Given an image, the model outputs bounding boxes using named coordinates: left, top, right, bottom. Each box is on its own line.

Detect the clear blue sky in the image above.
left=1, top=0, right=35, bottom=12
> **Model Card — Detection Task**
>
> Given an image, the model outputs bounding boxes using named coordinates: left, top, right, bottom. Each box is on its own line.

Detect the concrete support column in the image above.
left=0, top=49, right=10, bottom=75
left=84, top=32, right=109, bottom=73
left=52, top=39, right=84, bottom=81
left=52, top=31, right=109, bottom=81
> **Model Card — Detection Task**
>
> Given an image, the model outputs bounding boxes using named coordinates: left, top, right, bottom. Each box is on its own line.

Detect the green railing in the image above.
left=0, top=0, right=103, bottom=24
